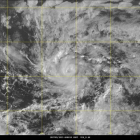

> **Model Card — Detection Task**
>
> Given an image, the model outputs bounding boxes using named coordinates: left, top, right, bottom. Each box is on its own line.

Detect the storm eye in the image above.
left=66, top=64, right=75, bottom=74
left=62, top=63, right=76, bottom=76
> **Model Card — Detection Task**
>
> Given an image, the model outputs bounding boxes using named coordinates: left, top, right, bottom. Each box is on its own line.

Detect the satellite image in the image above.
left=0, top=0, right=140, bottom=136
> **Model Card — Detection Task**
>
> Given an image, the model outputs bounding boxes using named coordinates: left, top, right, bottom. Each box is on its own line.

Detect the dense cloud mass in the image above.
left=1, top=0, right=140, bottom=135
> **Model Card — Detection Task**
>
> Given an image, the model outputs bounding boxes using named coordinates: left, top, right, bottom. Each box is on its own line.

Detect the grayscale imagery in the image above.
left=0, top=0, right=140, bottom=136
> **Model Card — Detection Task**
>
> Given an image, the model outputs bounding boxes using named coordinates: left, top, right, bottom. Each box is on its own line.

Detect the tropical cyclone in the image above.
left=42, top=52, right=88, bottom=94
